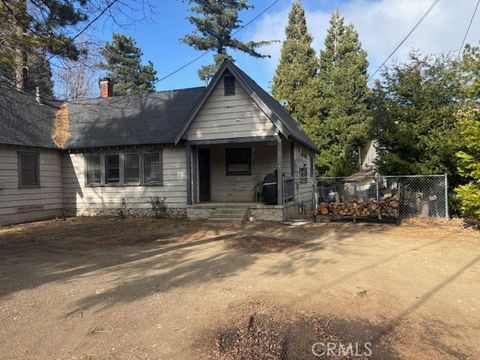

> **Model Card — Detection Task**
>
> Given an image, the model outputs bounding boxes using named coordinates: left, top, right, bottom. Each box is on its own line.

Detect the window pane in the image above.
left=19, top=153, right=39, bottom=186
left=124, top=153, right=140, bottom=183
left=105, top=154, right=120, bottom=183
left=144, top=152, right=162, bottom=183
left=226, top=149, right=250, bottom=175
left=86, top=155, right=101, bottom=184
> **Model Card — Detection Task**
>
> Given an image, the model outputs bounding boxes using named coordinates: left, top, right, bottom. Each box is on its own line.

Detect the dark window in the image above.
left=224, top=76, right=235, bottom=96
left=18, top=152, right=39, bottom=187
left=86, top=155, right=101, bottom=185
left=144, top=152, right=163, bottom=184
left=226, top=148, right=251, bottom=176
left=300, top=152, right=308, bottom=183
left=105, top=154, right=120, bottom=183
left=124, top=153, right=140, bottom=183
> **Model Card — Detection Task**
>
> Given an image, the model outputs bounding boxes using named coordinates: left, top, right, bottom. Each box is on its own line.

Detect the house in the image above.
left=0, top=60, right=319, bottom=225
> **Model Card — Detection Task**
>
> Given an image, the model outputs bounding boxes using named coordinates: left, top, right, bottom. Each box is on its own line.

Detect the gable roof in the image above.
left=64, top=87, right=205, bottom=149
left=1, top=62, right=319, bottom=152
left=0, top=82, right=60, bottom=149
left=174, top=60, right=319, bottom=153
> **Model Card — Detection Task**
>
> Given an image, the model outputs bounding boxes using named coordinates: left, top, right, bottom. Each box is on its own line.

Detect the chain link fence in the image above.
left=317, top=174, right=448, bottom=220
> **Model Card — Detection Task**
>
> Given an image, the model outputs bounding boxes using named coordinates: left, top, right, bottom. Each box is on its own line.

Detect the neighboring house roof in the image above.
left=1, top=60, right=319, bottom=152
left=64, top=87, right=205, bottom=149
left=344, top=169, right=376, bottom=182
left=0, top=82, right=60, bottom=149
left=175, top=60, right=320, bottom=153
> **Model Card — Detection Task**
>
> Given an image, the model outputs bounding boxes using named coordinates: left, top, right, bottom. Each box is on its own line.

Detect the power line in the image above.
left=12, top=0, right=120, bottom=88
left=368, top=0, right=441, bottom=82
left=457, top=0, right=480, bottom=58
left=156, top=0, right=281, bottom=84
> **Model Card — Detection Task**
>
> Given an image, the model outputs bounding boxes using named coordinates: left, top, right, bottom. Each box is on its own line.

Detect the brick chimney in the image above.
left=99, top=77, right=113, bottom=98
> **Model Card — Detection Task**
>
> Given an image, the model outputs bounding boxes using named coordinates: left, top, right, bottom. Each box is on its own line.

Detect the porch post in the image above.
left=276, top=137, right=283, bottom=205
left=192, top=146, right=198, bottom=204
left=186, top=145, right=192, bottom=205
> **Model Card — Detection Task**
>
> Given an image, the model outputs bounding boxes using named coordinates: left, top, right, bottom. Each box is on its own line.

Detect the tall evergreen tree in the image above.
left=303, top=11, right=370, bottom=176
left=181, top=0, right=274, bottom=82
left=371, top=52, right=461, bottom=181
left=99, top=33, right=157, bottom=96
left=0, top=0, right=88, bottom=96
left=271, top=0, right=317, bottom=122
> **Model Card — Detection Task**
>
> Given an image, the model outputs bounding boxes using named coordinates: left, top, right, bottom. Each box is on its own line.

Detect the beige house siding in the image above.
left=62, top=146, right=187, bottom=216
left=207, top=142, right=288, bottom=202
left=186, top=76, right=277, bottom=141
left=0, top=147, right=63, bottom=225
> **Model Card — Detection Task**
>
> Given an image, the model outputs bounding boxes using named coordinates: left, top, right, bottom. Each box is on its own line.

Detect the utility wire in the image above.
left=368, top=0, right=441, bottom=82
left=11, top=0, right=120, bottom=88
left=156, top=0, right=281, bottom=84
left=457, top=0, right=480, bottom=59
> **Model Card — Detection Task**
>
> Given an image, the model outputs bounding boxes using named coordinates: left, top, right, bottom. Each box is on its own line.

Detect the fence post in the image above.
left=375, top=175, right=380, bottom=200
left=444, top=173, right=449, bottom=220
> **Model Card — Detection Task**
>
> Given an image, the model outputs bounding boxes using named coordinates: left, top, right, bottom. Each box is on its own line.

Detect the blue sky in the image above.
left=89, top=0, right=480, bottom=92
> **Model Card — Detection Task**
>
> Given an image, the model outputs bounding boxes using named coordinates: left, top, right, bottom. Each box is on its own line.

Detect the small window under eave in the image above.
left=224, top=75, right=235, bottom=96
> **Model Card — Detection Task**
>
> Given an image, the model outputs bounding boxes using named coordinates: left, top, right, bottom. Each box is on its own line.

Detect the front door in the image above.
left=198, top=148, right=210, bottom=202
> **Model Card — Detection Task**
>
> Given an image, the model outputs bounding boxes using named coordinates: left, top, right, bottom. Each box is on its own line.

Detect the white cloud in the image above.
left=249, top=0, right=480, bottom=79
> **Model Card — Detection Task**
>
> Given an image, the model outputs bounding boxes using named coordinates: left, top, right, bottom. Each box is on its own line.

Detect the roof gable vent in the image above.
left=224, top=75, right=235, bottom=96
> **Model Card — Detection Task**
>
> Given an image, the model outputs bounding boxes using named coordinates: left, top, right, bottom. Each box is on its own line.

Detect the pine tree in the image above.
left=303, top=11, right=370, bottom=176
left=0, top=0, right=88, bottom=96
left=271, top=0, right=317, bottom=122
left=99, top=33, right=157, bottom=96
left=181, top=0, right=274, bottom=82
left=371, top=52, right=461, bottom=180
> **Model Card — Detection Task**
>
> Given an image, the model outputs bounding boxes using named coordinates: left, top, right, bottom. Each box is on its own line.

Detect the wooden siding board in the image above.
left=0, top=148, right=63, bottom=224
left=62, top=146, right=188, bottom=213
left=186, top=77, right=277, bottom=141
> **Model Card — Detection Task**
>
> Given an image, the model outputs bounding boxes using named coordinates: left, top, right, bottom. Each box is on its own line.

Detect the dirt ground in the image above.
left=0, top=217, right=479, bottom=359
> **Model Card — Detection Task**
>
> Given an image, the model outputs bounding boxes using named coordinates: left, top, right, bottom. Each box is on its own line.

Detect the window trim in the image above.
left=124, top=153, right=141, bottom=184
left=85, top=154, right=102, bottom=185
left=83, top=149, right=163, bottom=187
left=17, top=152, right=40, bottom=188
left=225, top=148, right=251, bottom=176
left=105, top=154, right=121, bottom=184
left=143, top=151, right=163, bottom=185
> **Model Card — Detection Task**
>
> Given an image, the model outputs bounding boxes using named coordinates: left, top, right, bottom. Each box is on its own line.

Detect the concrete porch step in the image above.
left=209, top=207, right=248, bottom=222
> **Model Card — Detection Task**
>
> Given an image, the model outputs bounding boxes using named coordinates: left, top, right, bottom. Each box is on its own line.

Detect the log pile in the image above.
left=315, top=194, right=400, bottom=219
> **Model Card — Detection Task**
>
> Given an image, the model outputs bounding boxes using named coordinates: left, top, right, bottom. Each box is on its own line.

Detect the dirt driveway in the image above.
left=0, top=217, right=479, bottom=359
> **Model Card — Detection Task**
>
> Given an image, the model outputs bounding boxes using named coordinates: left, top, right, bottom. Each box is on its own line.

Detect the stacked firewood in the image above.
left=316, top=194, right=400, bottom=218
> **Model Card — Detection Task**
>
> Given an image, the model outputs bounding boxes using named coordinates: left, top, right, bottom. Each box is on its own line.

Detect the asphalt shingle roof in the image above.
left=1, top=62, right=318, bottom=153
left=0, top=82, right=59, bottom=149
left=64, top=87, right=205, bottom=149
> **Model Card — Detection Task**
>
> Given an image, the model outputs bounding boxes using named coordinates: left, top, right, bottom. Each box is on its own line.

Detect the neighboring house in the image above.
left=342, top=140, right=379, bottom=196
left=0, top=60, right=319, bottom=225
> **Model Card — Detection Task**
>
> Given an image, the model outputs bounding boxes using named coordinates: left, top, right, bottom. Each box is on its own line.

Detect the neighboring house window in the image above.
left=226, top=148, right=251, bottom=176
left=18, top=152, right=40, bottom=187
left=300, top=151, right=308, bottom=183
left=105, top=154, right=120, bottom=184
left=144, top=152, right=163, bottom=184
left=124, top=153, right=140, bottom=184
left=224, top=75, right=235, bottom=96
left=86, top=155, right=101, bottom=185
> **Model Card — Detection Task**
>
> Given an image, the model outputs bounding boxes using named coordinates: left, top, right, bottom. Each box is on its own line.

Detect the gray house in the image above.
left=0, top=60, right=318, bottom=225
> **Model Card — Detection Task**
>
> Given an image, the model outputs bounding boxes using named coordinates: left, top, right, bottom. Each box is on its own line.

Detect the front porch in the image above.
left=185, top=136, right=303, bottom=221
left=186, top=201, right=297, bottom=222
